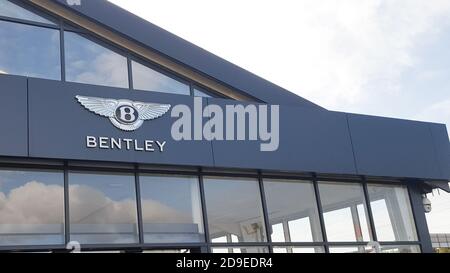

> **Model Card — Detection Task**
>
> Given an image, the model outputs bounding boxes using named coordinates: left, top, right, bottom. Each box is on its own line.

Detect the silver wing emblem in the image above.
left=76, top=95, right=171, bottom=131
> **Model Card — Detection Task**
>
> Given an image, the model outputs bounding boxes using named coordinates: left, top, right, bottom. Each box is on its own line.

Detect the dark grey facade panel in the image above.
left=52, top=0, right=322, bottom=109
left=428, top=123, right=450, bottom=179
left=0, top=75, right=28, bottom=157
left=0, top=76, right=446, bottom=181
left=209, top=99, right=357, bottom=174
left=348, top=114, right=444, bottom=180
left=28, top=78, right=215, bottom=166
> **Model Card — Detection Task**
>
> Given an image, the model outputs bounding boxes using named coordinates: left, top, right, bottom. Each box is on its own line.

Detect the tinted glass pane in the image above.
left=264, top=179, right=322, bottom=242
left=0, top=0, right=54, bottom=24
left=368, top=184, right=418, bottom=242
left=65, top=32, right=129, bottom=88
left=212, top=247, right=269, bottom=254
left=273, top=247, right=325, bottom=253
left=0, top=20, right=60, bottom=79
left=194, top=88, right=212, bottom=98
left=318, top=182, right=372, bottom=242
left=139, top=175, right=204, bottom=243
left=132, top=61, right=190, bottom=95
left=204, top=177, right=267, bottom=243
left=69, top=172, right=138, bottom=244
left=0, top=169, right=64, bottom=246
left=380, top=245, right=420, bottom=253
left=330, top=245, right=420, bottom=253
left=329, top=246, right=371, bottom=253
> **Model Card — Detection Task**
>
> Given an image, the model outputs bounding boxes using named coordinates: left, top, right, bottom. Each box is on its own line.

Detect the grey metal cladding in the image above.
left=209, top=98, right=357, bottom=174
left=428, top=123, right=450, bottom=179
left=53, top=0, right=323, bottom=109
left=348, top=114, right=444, bottom=180
left=16, top=77, right=450, bottom=181
left=0, top=75, right=28, bottom=157
left=27, top=78, right=214, bottom=166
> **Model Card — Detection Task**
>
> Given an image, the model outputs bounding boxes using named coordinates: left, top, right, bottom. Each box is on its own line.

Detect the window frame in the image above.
left=63, top=30, right=131, bottom=88
left=130, top=57, right=191, bottom=95
left=0, top=0, right=59, bottom=28
left=0, top=161, right=426, bottom=253
left=0, top=0, right=233, bottom=99
left=0, top=167, right=66, bottom=247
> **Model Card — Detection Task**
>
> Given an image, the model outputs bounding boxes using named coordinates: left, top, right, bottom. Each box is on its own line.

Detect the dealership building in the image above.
left=0, top=0, right=449, bottom=253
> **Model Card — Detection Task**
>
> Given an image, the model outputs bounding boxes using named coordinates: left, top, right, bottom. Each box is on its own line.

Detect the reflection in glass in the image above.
left=0, top=20, right=60, bottom=79
left=212, top=247, right=269, bottom=254
left=273, top=247, right=325, bottom=253
left=132, top=61, right=190, bottom=95
left=330, top=245, right=420, bottom=253
left=264, top=179, right=322, bottom=242
left=204, top=177, right=267, bottom=243
left=194, top=88, right=212, bottom=98
left=65, top=32, right=129, bottom=88
left=318, top=182, right=372, bottom=242
left=69, top=172, right=138, bottom=244
left=329, top=247, right=369, bottom=253
left=0, top=169, right=64, bottom=246
left=139, top=175, right=204, bottom=243
left=368, top=184, right=418, bottom=242
left=0, top=0, right=55, bottom=24
left=270, top=223, right=285, bottom=242
left=380, top=245, right=420, bottom=253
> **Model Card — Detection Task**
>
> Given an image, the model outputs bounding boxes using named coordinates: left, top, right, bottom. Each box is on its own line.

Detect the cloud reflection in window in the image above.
left=64, top=32, right=129, bottom=89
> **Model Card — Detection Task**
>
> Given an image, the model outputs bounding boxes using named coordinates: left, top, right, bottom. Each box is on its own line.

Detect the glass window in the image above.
left=204, top=177, right=267, bottom=243
left=0, top=0, right=55, bottom=24
left=367, top=184, right=418, bottom=242
left=212, top=247, right=269, bottom=254
left=380, top=245, right=421, bottom=253
left=0, top=169, right=64, bottom=246
left=65, top=32, right=129, bottom=88
left=69, top=172, right=138, bottom=244
left=139, top=175, right=204, bottom=243
left=318, top=182, right=372, bottom=242
left=273, top=247, right=325, bottom=253
left=0, top=20, right=60, bottom=79
left=132, top=61, right=190, bottom=95
left=194, top=88, right=212, bottom=98
left=329, top=246, right=371, bottom=253
left=264, top=179, right=322, bottom=243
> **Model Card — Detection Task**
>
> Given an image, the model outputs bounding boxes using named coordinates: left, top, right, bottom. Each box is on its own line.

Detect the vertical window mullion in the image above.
left=190, top=83, right=194, bottom=97
left=312, top=175, right=329, bottom=253
left=362, top=178, right=379, bottom=244
left=198, top=173, right=211, bottom=253
left=59, top=20, right=65, bottom=82
left=258, top=173, right=273, bottom=253
left=406, top=182, right=427, bottom=252
left=134, top=166, right=144, bottom=245
left=63, top=163, right=70, bottom=247
left=127, top=57, right=133, bottom=90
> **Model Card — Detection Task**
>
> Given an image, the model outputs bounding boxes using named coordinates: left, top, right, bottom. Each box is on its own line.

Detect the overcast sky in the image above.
left=107, top=0, right=450, bottom=234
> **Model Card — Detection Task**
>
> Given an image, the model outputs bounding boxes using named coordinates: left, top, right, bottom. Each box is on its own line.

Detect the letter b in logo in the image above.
left=116, top=105, right=138, bottom=124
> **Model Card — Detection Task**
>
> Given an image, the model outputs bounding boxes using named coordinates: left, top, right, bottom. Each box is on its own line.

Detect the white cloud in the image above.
left=0, top=181, right=64, bottom=224
left=0, top=182, right=187, bottom=226
left=107, top=0, right=450, bottom=235
left=415, top=99, right=450, bottom=128
left=109, top=0, right=450, bottom=114
left=427, top=190, right=450, bottom=233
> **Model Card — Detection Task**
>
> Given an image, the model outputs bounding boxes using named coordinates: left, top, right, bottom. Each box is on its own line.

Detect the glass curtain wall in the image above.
left=0, top=0, right=225, bottom=98
left=0, top=166, right=423, bottom=252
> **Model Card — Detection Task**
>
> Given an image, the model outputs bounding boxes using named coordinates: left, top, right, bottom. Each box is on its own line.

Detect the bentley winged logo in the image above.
left=75, top=95, right=171, bottom=131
